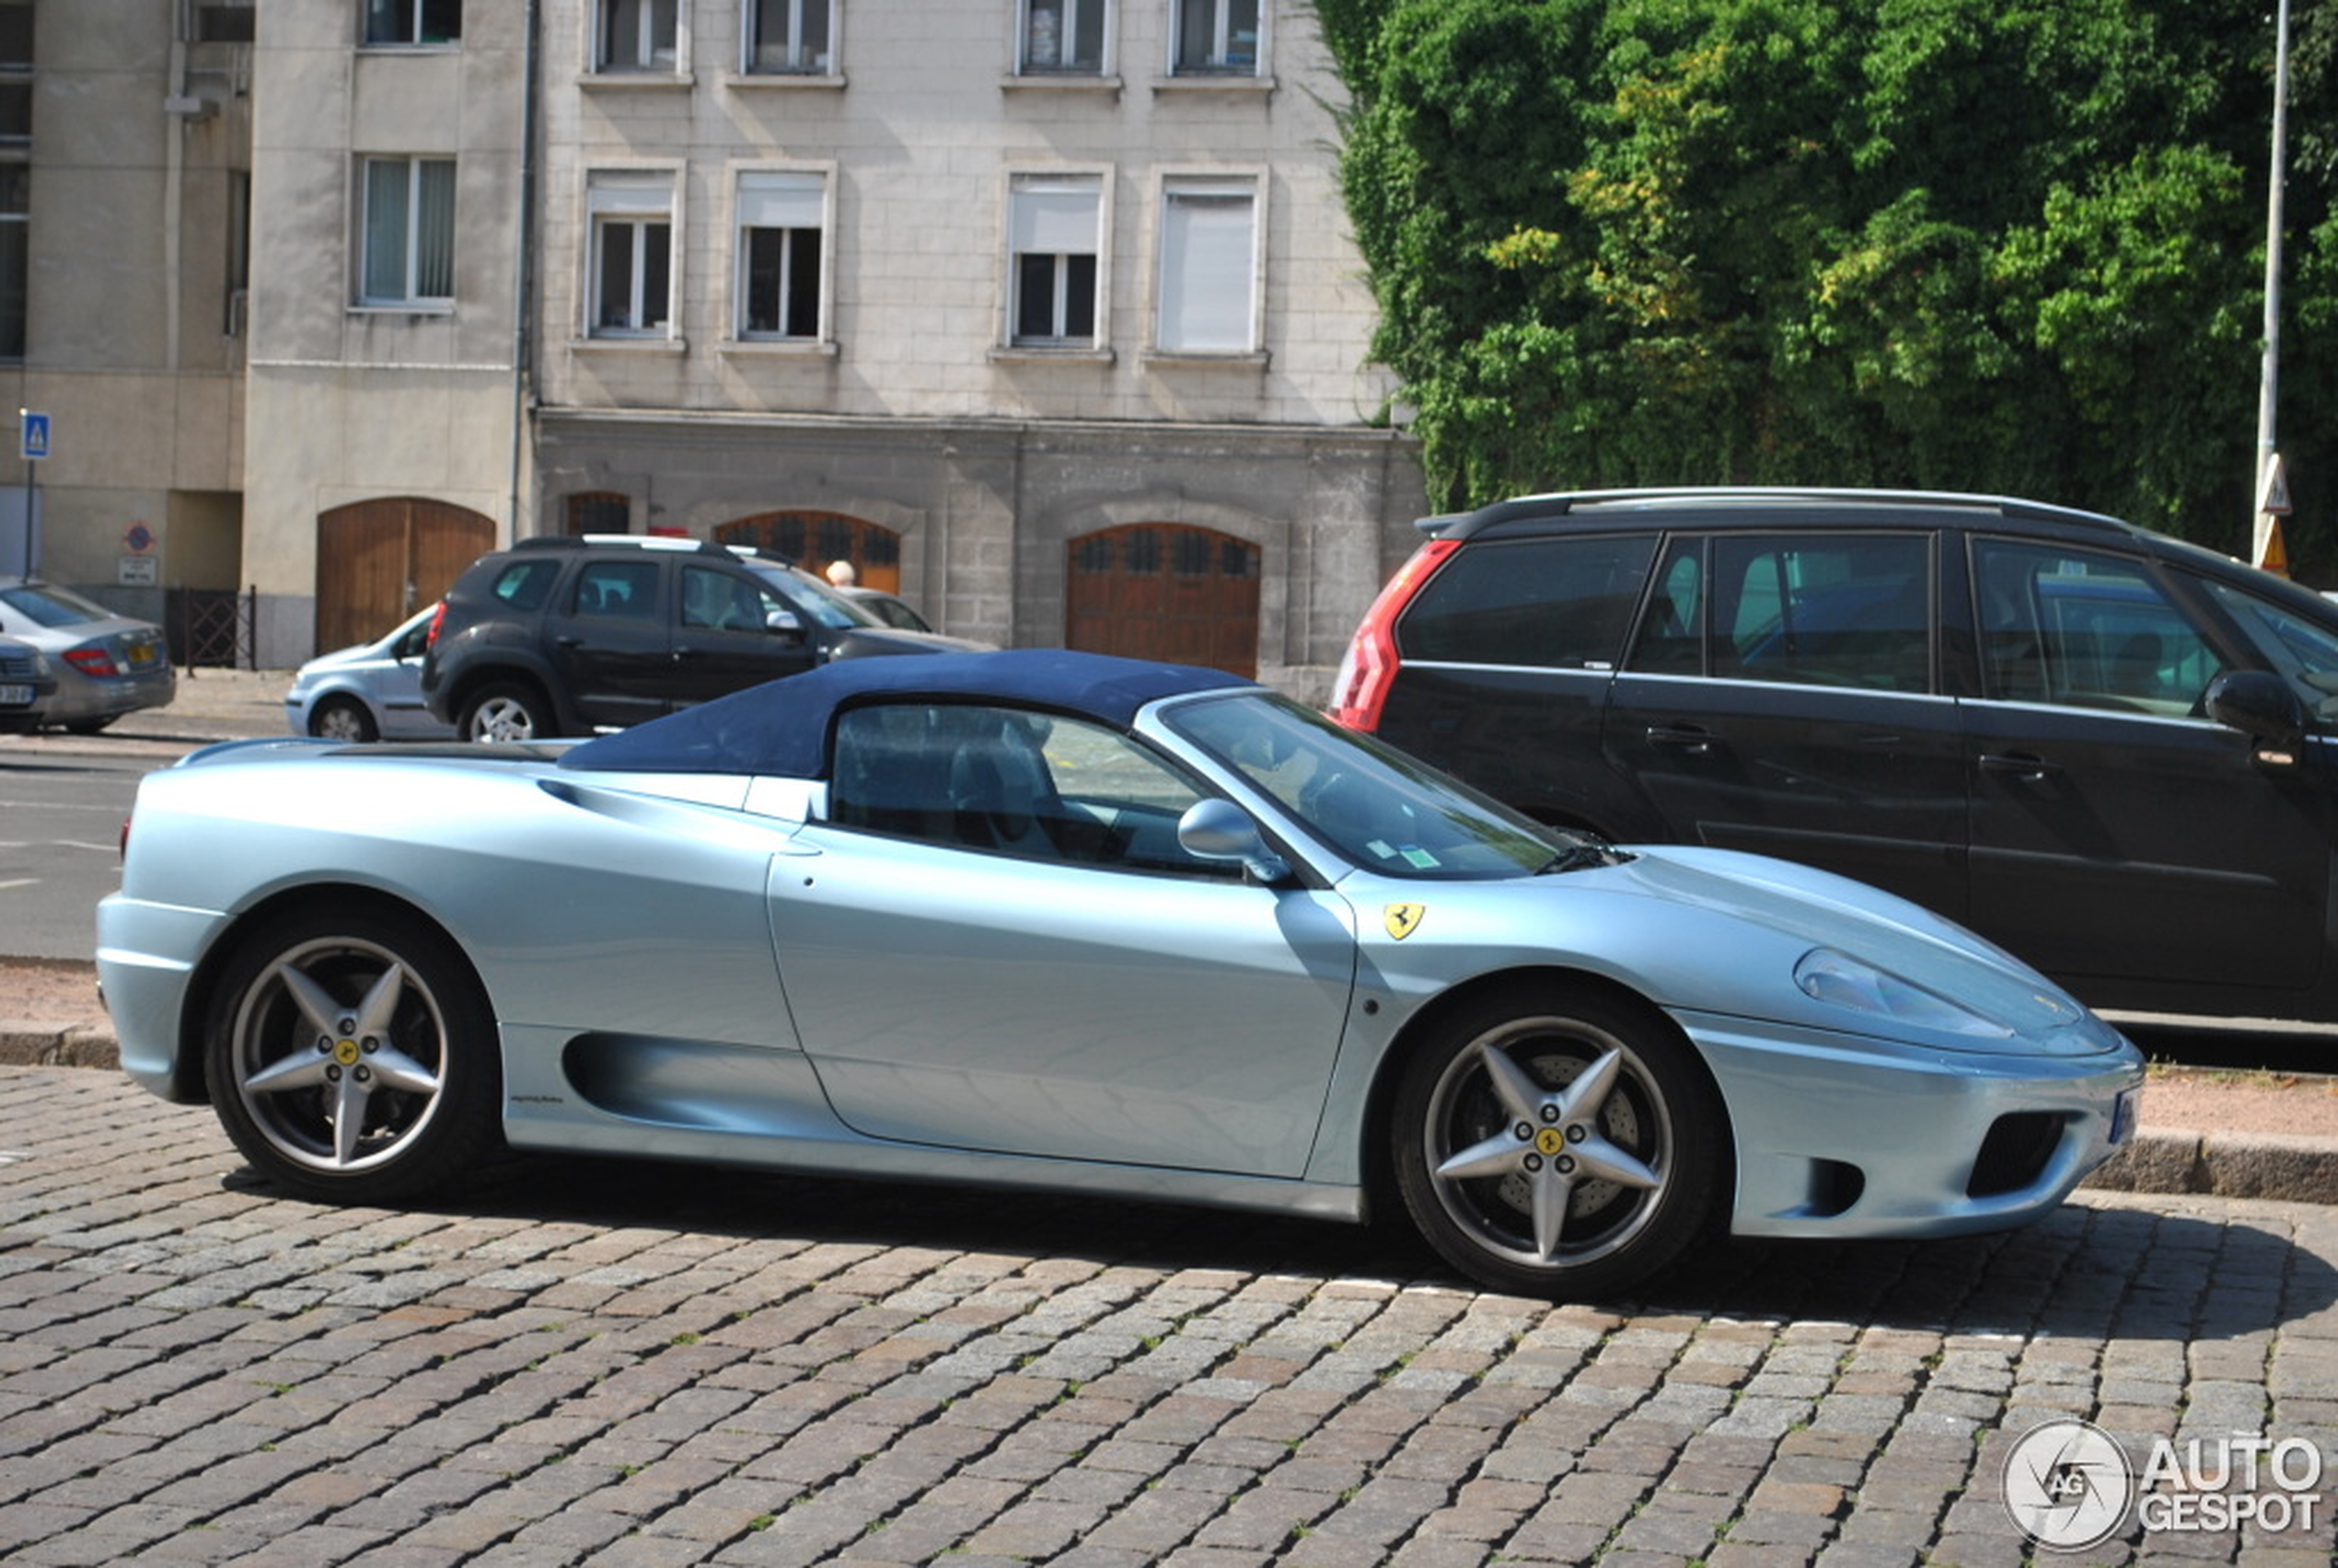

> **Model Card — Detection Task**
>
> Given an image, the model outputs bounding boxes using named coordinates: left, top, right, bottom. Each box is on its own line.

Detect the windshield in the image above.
left=0, top=582, right=114, bottom=628
left=2201, top=579, right=2338, bottom=723
left=745, top=561, right=882, bottom=631
left=1167, top=692, right=1615, bottom=880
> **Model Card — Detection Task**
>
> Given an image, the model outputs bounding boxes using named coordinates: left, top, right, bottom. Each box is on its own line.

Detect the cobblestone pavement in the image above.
left=6, top=1066, right=2338, bottom=1568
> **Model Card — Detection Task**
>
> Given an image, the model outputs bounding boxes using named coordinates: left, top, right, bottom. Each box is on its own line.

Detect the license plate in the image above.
left=2110, top=1088, right=2137, bottom=1146
left=124, top=638, right=159, bottom=668
left=0, top=683, right=30, bottom=705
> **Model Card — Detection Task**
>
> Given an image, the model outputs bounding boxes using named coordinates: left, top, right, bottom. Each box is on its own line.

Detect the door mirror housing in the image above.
left=766, top=609, right=804, bottom=643
left=2205, top=669, right=2309, bottom=749
left=1177, top=799, right=1291, bottom=883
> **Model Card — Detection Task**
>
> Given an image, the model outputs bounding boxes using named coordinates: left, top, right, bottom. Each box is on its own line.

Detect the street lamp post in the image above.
left=2255, top=0, right=2295, bottom=575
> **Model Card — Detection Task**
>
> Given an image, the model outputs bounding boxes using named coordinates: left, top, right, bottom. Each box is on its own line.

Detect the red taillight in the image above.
left=425, top=601, right=447, bottom=649
left=64, top=646, right=121, bottom=678
left=1326, top=538, right=1457, bottom=732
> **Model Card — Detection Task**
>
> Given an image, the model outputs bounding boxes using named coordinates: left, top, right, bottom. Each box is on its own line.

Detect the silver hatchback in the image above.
left=0, top=578, right=175, bottom=733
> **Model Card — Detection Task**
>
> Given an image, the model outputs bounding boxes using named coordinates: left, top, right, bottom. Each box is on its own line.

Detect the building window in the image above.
left=1010, top=175, right=1102, bottom=347
left=735, top=171, right=825, bottom=340
left=0, top=163, right=22, bottom=360
left=1021, top=0, right=1106, bottom=74
left=1156, top=179, right=1256, bottom=352
left=567, top=492, right=631, bottom=535
left=360, top=157, right=456, bottom=306
left=589, top=172, right=675, bottom=336
left=598, top=0, right=679, bottom=73
left=1174, top=0, right=1259, bottom=75
left=195, top=4, right=259, bottom=44
left=364, top=0, right=462, bottom=46
left=744, top=0, right=832, bottom=74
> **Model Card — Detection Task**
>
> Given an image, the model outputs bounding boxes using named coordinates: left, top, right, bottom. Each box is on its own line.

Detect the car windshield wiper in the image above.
left=1534, top=841, right=1627, bottom=874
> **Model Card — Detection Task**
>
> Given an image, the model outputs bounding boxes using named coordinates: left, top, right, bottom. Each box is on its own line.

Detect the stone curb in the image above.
left=8, top=1017, right=2338, bottom=1205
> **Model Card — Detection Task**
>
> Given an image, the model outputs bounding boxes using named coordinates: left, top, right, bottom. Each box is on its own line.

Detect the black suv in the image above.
left=422, top=536, right=978, bottom=742
left=1331, top=488, right=2338, bottom=1024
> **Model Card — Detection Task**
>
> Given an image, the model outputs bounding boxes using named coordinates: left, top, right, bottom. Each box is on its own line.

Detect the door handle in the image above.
left=1978, top=752, right=2057, bottom=782
left=552, top=634, right=582, bottom=648
left=1645, top=724, right=1715, bottom=755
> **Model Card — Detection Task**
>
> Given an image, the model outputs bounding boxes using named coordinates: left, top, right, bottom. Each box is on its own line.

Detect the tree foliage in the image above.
left=1316, top=0, right=2338, bottom=575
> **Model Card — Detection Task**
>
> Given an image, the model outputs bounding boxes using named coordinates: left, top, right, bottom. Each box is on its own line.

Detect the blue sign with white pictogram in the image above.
left=20, top=411, right=49, bottom=462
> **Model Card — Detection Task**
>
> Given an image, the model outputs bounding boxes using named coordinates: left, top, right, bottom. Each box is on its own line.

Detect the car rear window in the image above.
left=0, top=582, right=111, bottom=628
left=1398, top=535, right=1657, bottom=669
left=489, top=559, right=561, bottom=613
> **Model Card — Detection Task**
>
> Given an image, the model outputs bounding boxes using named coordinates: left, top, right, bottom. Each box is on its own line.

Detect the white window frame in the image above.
left=357, top=155, right=456, bottom=308
left=731, top=166, right=831, bottom=343
left=1006, top=172, right=1106, bottom=349
left=1152, top=173, right=1261, bottom=355
left=361, top=0, right=462, bottom=48
left=1018, top=0, right=1111, bottom=75
left=741, top=0, right=836, bottom=75
left=595, top=0, right=685, bottom=75
left=1170, top=0, right=1263, bottom=77
left=585, top=168, right=679, bottom=340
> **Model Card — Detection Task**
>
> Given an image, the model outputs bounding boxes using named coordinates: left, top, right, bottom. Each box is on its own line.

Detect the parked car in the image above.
left=840, top=584, right=936, bottom=633
left=422, top=535, right=982, bottom=741
left=283, top=606, right=452, bottom=743
left=0, top=577, right=175, bottom=732
left=1331, top=487, right=2338, bottom=1023
left=0, top=636, right=57, bottom=734
left=100, top=648, right=2140, bottom=1299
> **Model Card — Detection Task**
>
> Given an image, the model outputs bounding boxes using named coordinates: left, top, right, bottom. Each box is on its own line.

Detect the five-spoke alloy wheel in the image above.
left=1393, top=988, right=1724, bottom=1298
left=204, top=910, right=501, bottom=1204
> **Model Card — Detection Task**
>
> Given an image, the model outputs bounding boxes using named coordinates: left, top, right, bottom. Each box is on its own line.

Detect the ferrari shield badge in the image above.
left=1383, top=903, right=1426, bottom=940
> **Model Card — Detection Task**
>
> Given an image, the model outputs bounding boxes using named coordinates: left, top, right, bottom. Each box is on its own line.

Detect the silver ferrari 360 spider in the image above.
left=99, top=649, right=2141, bottom=1297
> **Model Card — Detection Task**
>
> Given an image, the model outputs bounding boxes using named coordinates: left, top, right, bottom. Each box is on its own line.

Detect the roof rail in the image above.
left=512, top=533, right=751, bottom=558
left=1418, top=487, right=2131, bottom=537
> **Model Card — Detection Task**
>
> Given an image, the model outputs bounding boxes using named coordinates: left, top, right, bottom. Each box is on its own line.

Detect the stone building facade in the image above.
left=9, top=2, right=1425, bottom=691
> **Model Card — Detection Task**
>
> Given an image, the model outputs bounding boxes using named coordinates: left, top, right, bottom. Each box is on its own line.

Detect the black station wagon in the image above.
left=1330, top=488, right=2338, bottom=1024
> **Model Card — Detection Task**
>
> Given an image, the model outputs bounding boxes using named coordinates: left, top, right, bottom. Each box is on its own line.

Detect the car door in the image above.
left=1962, top=537, right=2331, bottom=996
left=767, top=700, right=1359, bottom=1177
left=670, top=562, right=821, bottom=705
left=546, top=557, right=674, bottom=728
left=1603, top=530, right=1971, bottom=920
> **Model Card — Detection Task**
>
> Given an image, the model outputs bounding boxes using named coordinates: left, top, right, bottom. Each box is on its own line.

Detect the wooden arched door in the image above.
left=315, top=499, right=494, bottom=653
left=1067, top=524, right=1260, bottom=677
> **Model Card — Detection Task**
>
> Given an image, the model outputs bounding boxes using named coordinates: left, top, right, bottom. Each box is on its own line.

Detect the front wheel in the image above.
left=203, top=909, right=502, bottom=1205
left=308, top=695, right=378, bottom=744
left=1392, top=987, right=1725, bottom=1299
left=458, top=680, right=550, bottom=743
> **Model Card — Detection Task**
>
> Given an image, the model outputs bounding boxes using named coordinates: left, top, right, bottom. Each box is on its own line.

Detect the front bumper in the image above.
left=1677, top=1009, right=2144, bottom=1240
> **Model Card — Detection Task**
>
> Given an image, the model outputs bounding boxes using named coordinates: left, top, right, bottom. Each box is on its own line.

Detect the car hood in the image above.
left=830, top=627, right=992, bottom=657
left=1362, top=844, right=2124, bottom=1056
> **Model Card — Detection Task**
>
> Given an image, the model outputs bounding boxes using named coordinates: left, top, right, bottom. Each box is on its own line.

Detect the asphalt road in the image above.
left=0, top=744, right=147, bottom=959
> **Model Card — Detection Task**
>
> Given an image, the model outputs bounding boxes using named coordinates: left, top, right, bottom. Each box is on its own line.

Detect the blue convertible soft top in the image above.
left=561, top=648, right=1252, bottom=778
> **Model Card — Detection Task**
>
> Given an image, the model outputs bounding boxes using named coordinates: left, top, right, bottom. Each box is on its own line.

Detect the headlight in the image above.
left=1794, top=948, right=2013, bottom=1039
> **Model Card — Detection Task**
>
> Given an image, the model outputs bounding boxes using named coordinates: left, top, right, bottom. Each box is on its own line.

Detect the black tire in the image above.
left=307, top=696, right=379, bottom=744
left=61, top=715, right=118, bottom=734
left=458, top=679, right=550, bottom=744
left=203, top=908, right=503, bottom=1205
left=1391, top=986, right=1725, bottom=1299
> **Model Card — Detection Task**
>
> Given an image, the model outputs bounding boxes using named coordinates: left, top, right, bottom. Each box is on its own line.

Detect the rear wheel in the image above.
left=459, top=680, right=550, bottom=743
left=203, top=909, right=502, bottom=1205
left=1392, top=987, right=1725, bottom=1298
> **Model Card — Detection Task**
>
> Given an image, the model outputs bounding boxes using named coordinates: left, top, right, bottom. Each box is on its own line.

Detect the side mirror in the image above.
left=1177, top=799, right=1291, bottom=884
left=2205, top=669, right=2308, bottom=750
left=766, top=609, right=804, bottom=643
